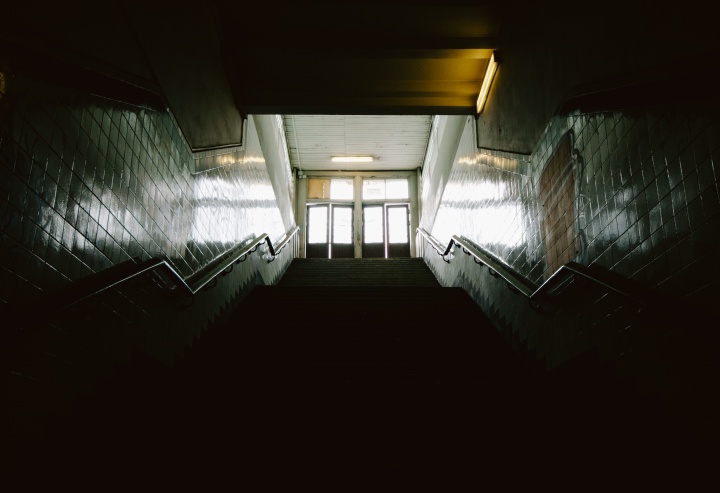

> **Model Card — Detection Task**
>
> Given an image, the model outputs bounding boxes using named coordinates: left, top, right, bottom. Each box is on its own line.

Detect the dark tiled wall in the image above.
left=426, top=103, right=720, bottom=441
left=0, top=72, right=289, bottom=310
left=0, top=70, right=293, bottom=458
left=431, top=104, right=720, bottom=313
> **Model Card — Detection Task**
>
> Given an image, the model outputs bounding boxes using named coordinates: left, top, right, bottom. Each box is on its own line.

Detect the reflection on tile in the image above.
left=421, top=128, right=713, bottom=448
left=0, top=72, right=286, bottom=309
left=426, top=101, right=720, bottom=389
left=431, top=106, right=720, bottom=306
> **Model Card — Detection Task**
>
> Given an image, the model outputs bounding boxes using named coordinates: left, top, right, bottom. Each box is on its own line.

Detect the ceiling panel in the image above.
left=283, top=115, right=432, bottom=171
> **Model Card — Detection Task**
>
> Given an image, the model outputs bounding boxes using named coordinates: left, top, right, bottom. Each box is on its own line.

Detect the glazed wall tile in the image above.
left=0, top=68, right=295, bottom=448
left=429, top=106, right=720, bottom=313
left=424, top=102, right=720, bottom=438
left=0, top=72, right=288, bottom=311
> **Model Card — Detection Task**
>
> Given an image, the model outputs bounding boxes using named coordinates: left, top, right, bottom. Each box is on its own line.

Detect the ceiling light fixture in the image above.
left=331, top=156, right=374, bottom=163
left=476, top=51, right=499, bottom=114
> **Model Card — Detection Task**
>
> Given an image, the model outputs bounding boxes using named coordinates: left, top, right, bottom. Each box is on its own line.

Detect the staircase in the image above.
left=176, top=258, right=535, bottom=476
left=276, top=257, right=442, bottom=286
left=16, top=258, right=706, bottom=486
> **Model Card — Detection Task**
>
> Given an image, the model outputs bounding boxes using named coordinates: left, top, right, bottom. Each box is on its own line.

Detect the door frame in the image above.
left=361, top=202, right=412, bottom=258
left=296, top=170, right=419, bottom=258
left=305, top=203, right=355, bottom=259
left=385, top=203, right=411, bottom=258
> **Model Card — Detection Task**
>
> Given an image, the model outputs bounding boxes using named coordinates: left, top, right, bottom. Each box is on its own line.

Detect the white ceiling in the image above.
left=283, top=115, right=433, bottom=171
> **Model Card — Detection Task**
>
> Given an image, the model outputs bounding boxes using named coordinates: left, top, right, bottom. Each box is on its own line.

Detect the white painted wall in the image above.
left=419, top=115, right=467, bottom=232
left=254, top=114, right=297, bottom=234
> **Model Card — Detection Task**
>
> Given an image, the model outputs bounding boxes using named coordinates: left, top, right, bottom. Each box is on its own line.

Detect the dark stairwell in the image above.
left=13, top=258, right=709, bottom=486
left=173, top=258, right=537, bottom=477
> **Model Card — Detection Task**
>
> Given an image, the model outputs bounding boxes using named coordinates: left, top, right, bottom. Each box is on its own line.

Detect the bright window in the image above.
left=330, top=179, right=354, bottom=200
left=307, top=178, right=354, bottom=199
left=386, top=179, right=409, bottom=199
left=363, top=179, right=385, bottom=200
left=363, top=178, right=408, bottom=200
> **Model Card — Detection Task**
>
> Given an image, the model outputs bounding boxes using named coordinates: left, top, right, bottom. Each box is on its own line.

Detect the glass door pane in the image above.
left=362, top=206, right=385, bottom=258
left=386, top=205, right=410, bottom=257
left=387, top=206, right=409, bottom=243
left=331, top=205, right=354, bottom=258
left=306, top=205, right=329, bottom=258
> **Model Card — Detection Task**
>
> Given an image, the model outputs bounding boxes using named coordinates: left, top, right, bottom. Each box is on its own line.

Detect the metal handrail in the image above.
left=417, top=227, right=651, bottom=310
left=31, top=226, right=299, bottom=322
left=266, top=226, right=299, bottom=258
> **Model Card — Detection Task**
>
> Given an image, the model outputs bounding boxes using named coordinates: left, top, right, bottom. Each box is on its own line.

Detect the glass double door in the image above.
left=306, top=204, right=354, bottom=258
left=362, top=204, right=410, bottom=258
left=306, top=203, right=410, bottom=258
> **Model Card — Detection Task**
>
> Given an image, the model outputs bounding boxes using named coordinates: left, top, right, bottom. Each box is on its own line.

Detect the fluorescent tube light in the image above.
left=476, top=51, right=498, bottom=113
left=331, top=156, right=374, bottom=163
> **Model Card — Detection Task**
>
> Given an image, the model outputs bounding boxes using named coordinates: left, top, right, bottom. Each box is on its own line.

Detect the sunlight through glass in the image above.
left=308, top=206, right=328, bottom=243
left=386, top=179, right=409, bottom=199
left=333, top=207, right=353, bottom=244
left=363, top=180, right=385, bottom=200
left=387, top=207, right=408, bottom=243
left=364, top=206, right=384, bottom=243
left=330, top=179, right=354, bottom=200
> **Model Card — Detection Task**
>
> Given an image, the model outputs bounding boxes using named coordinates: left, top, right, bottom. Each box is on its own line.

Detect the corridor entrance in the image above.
left=297, top=172, right=418, bottom=258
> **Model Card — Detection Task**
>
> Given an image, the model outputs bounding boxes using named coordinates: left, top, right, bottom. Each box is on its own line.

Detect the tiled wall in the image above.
left=430, top=105, right=720, bottom=311
left=0, top=69, right=294, bottom=456
left=425, top=103, right=720, bottom=440
left=0, top=72, right=289, bottom=305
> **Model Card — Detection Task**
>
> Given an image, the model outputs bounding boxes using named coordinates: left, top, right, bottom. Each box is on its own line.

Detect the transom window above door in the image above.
left=307, top=178, right=354, bottom=200
left=362, top=178, right=409, bottom=200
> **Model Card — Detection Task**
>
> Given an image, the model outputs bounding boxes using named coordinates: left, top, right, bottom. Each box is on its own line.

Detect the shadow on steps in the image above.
left=10, top=258, right=716, bottom=486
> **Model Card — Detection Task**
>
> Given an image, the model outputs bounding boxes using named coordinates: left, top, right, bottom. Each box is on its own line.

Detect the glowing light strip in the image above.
left=331, top=156, right=374, bottom=163
left=476, top=52, right=498, bottom=114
